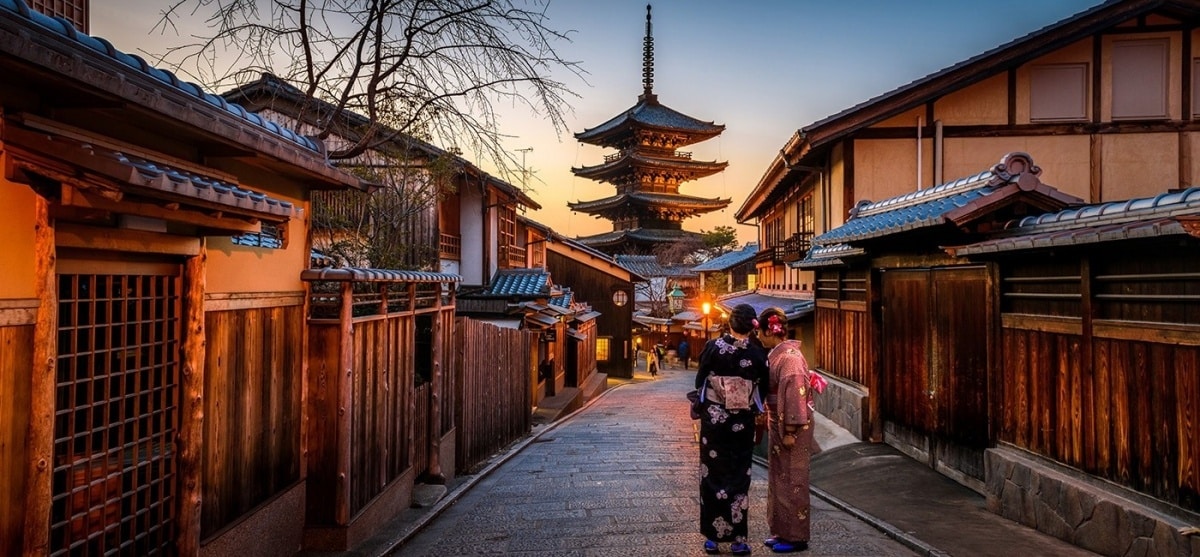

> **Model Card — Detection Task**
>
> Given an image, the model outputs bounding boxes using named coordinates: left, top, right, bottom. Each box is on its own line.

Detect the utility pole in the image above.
left=515, top=147, right=533, bottom=189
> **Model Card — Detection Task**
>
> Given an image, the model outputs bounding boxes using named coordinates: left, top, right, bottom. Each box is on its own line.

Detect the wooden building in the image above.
left=569, top=5, right=730, bottom=254
left=691, top=243, right=759, bottom=296
left=739, top=0, right=1200, bottom=300
left=0, top=3, right=387, bottom=555
left=221, top=73, right=542, bottom=282
left=524, top=217, right=640, bottom=381
left=801, top=152, right=1200, bottom=556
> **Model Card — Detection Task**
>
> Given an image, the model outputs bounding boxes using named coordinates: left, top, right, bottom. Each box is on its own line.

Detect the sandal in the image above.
left=731, top=541, right=752, bottom=555
left=704, top=540, right=720, bottom=554
left=763, top=536, right=780, bottom=547
left=771, top=540, right=808, bottom=553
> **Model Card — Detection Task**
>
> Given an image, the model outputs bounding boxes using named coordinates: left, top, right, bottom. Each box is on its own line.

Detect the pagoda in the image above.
left=569, top=4, right=731, bottom=255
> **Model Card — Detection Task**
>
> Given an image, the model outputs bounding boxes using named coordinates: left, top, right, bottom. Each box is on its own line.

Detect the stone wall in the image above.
left=985, top=446, right=1200, bottom=557
left=812, top=371, right=868, bottom=441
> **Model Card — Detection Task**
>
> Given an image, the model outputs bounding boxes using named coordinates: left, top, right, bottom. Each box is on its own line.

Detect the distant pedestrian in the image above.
left=647, top=344, right=659, bottom=377
left=695, top=304, right=768, bottom=555
left=677, top=339, right=691, bottom=370
left=756, top=307, right=826, bottom=554
left=653, top=344, right=666, bottom=375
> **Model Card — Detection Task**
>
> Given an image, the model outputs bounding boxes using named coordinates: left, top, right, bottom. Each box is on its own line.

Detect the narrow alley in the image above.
left=390, top=363, right=916, bottom=556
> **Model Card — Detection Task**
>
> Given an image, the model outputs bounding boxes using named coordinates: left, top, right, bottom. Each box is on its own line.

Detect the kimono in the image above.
left=694, top=333, right=769, bottom=543
left=765, top=339, right=814, bottom=544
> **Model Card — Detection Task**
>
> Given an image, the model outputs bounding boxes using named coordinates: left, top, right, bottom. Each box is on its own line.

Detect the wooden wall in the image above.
left=545, top=250, right=632, bottom=378
left=202, top=305, right=304, bottom=539
left=998, top=245, right=1200, bottom=513
left=814, top=268, right=874, bottom=387
left=0, top=323, right=34, bottom=556
left=454, top=317, right=533, bottom=473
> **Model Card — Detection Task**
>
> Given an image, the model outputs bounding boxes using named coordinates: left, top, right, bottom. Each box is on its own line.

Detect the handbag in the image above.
left=685, top=389, right=702, bottom=420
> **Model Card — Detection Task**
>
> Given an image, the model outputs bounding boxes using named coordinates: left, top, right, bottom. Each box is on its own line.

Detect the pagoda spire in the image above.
left=641, top=4, right=655, bottom=101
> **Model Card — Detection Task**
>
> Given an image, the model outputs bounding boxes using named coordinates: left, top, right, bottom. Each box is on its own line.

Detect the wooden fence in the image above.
left=302, top=269, right=457, bottom=526
left=998, top=248, right=1200, bottom=513
left=455, top=317, right=534, bottom=473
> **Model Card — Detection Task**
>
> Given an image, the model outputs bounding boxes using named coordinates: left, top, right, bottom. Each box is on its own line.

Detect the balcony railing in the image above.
left=755, top=246, right=785, bottom=265
left=783, top=232, right=813, bottom=263
left=440, top=233, right=461, bottom=259
left=500, top=244, right=527, bottom=269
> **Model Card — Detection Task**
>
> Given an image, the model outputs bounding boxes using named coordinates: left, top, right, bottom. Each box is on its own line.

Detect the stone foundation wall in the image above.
left=812, top=371, right=868, bottom=441
left=985, top=446, right=1200, bottom=557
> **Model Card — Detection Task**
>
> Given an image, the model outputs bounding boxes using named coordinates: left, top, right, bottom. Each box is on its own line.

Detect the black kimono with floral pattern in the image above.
left=694, top=333, right=769, bottom=543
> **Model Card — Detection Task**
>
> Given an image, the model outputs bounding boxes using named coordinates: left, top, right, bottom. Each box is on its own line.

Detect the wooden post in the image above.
left=23, top=195, right=55, bottom=556
left=177, top=241, right=207, bottom=556
left=335, top=280, right=353, bottom=525
left=427, top=288, right=445, bottom=483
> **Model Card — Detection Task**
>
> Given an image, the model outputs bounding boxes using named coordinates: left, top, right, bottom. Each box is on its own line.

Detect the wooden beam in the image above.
left=1090, top=134, right=1103, bottom=203
left=0, top=299, right=38, bottom=327
left=176, top=243, right=206, bottom=556
left=55, top=223, right=201, bottom=256
left=204, top=291, right=305, bottom=312
left=335, top=280, right=353, bottom=525
left=22, top=195, right=54, bottom=555
left=61, top=187, right=262, bottom=234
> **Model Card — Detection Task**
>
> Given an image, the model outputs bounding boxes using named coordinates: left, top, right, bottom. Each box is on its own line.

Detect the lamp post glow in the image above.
left=701, top=301, right=712, bottom=340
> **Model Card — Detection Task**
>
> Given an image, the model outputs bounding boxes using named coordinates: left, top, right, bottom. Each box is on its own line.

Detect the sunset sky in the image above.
left=94, top=0, right=1101, bottom=246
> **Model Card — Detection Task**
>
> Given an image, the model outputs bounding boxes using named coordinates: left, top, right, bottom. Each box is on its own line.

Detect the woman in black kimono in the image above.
left=695, top=303, right=769, bottom=555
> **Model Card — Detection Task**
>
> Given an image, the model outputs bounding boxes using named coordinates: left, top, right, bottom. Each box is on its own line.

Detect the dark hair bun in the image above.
left=729, top=303, right=757, bottom=334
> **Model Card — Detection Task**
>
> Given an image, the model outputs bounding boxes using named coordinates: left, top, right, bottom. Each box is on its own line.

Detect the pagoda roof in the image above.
left=572, top=151, right=728, bottom=183
left=569, top=191, right=730, bottom=216
left=575, top=227, right=702, bottom=249
left=574, top=95, right=725, bottom=148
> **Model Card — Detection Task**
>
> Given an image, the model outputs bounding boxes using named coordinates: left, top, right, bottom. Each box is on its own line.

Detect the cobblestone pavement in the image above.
left=393, top=364, right=916, bottom=556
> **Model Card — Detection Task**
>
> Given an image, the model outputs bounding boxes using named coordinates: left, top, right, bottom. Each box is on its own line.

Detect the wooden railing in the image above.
left=440, top=233, right=461, bottom=259
left=783, top=232, right=813, bottom=262
left=501, top=244, right=526, bottom=269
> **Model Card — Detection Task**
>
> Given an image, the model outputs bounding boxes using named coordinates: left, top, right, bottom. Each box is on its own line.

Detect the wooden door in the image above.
left=52, top=258, right=181, bottom=556
left=882, top=266, right=992, bottom=479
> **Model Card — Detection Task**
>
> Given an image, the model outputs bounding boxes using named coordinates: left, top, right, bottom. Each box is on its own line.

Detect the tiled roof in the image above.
left=569, top=191, right=731, bottom=214
left=615, top=255, right=666, bottom=278
left=813, top=171, right=996, bottom=245
left=692, top=243, right=759, bottom=272
left=952, top=186, right=1200, bottom=256
left=300, top=268, right=461, bottom=283
left=575, top=96, right=724, bottom=145
left=577, top=228, right=703, bottom=249
left=484, top=268, right=553, bottom=297
left=716, top=291, right=815, bottom=322
left=572, top=152, right=728, bottom=182
left=793, top=243, right=866, bottom=269
left=811, top=153, right=1080, bottom=246
left=549, top=288, right=574, bottom=309
left=0, top=1, right=319, bottom=152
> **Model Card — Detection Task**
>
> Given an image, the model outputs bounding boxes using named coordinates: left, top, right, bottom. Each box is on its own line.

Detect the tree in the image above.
left=696, top=226, right=739, bottom=262
left=155, top=0, right=582, bottom=172
left=653, top=226, right=740, bottom=267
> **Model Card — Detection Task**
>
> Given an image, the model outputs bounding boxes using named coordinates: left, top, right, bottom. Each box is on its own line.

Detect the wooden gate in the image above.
left=52, top=260, right=181, bottom=556
left=882, top=266, right=991, bottom=482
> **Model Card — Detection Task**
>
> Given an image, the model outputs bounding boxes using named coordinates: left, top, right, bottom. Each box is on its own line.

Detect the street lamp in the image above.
left=701, top=301, right=712, bottom=340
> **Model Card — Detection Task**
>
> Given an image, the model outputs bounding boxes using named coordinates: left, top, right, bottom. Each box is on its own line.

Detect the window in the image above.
left=596, top=337, right=611, bottom=361
left=612, top=290, right=629, bottom=307
left=231, top=222, right=288, bottom=249
left=1112, top=39, right=1168, bottom=120
left=1030, top=64, right=1088, bottom=122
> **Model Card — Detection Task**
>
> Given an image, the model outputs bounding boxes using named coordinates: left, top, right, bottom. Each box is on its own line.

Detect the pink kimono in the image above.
left=765, top=339, right=813, bottom=544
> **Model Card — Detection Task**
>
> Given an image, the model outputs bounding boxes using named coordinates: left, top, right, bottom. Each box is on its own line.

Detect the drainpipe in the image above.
left=916, top=115, right=923, bottom=191
left=934, top=119, right=944, bottom=185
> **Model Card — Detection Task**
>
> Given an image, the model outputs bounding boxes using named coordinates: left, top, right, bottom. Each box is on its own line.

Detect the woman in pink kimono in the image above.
left=756, top=307, right=824, bottom=554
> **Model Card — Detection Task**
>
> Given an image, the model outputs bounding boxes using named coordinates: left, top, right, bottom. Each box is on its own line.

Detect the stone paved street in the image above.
left=393, top=364, right=916, bottom=556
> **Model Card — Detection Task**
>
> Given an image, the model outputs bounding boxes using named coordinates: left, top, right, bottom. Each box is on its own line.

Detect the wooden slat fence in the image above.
left=455, top=317, right=533, bottom=473
left=999, top=249, right=1200, bottom=513
left=303, top=273, right=456, bottom=525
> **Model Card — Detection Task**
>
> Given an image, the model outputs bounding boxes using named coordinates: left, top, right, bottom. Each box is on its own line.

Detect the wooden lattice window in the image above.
left=596, top=337, right=611, bottom=362
left=498, top=204, right=516, bottom=252
left=27, top=0, right=88, bottom=32
left=52, top=263, right=181, bottom=556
